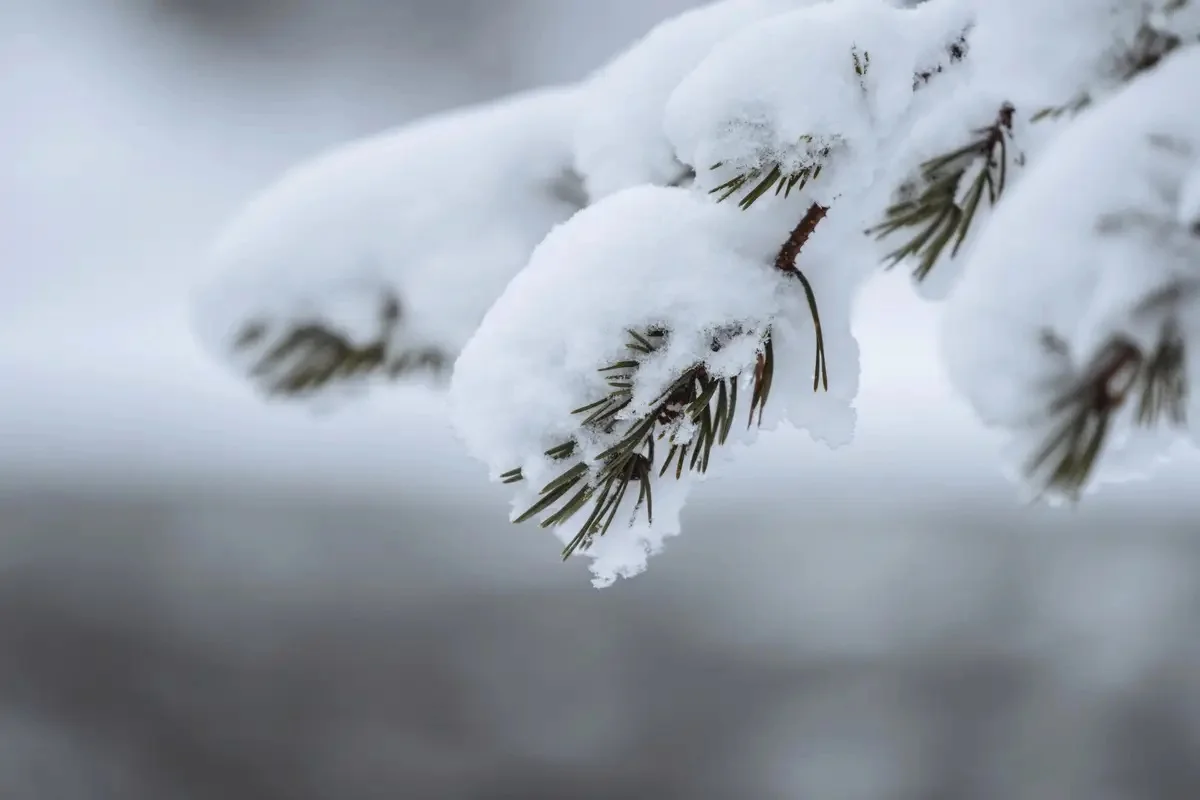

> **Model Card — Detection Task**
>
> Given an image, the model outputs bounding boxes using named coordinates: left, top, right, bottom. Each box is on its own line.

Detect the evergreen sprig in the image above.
left=1030, top=95, right=1092, bottom=123
left=503, top=198, right=832, bottom=560
left=233, top=294, right=447, bottom=396
left=1026, top=330, right=1187, bottom=500
left=501, top=327, right=776, bottom=559
left=708, top=34, right=970, bottom=210
left=708, top=136, right=832, bottom=209
left=868, top=104, right=1017, bottom=281
left=775, top=202, right=831, bottom=393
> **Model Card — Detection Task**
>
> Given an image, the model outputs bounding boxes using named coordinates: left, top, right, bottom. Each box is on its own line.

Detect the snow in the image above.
left=758, top=203, right=867, bottom=448
left=571, top=0, right=820, bottom=200
left=866, top=0, right=1197, bottom=301
left=1161, top=1, right=1200, bottom=42
left=967, top=0, right=1200, bottom=113
left=451, top=185, right=792, bottom=586
left=168, top=0, right=1200, bottom=581
left=968, top=0, right=1158, bottom=108
left=192, top=86, right=583, bottom=401
left=660, top=0, right=987, bottom=306
left=0, top=269, right=1028, bottom=525
left=1180, top=162, right=1200, bottom=228
left=454, top=0, right=1200, bottom=580
left=665, top=0, right=935, bottom=202
left=941, top=45, right=1200, bottom=500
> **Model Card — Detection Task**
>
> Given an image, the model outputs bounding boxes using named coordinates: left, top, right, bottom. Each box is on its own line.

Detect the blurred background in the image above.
left=3, top=1, right=1200, bottom=797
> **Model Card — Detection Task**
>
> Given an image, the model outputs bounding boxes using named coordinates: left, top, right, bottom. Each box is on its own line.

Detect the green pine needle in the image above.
left=233, top=294, right=447, bottom=396
left=867, top=104, right=1016, bottom=281
left=1026, top=332, right=1188, bottom=500
left=503, top=327, right=778, bottom=558
left=709, top=137, right=831, bottom=210
left=1030, top=95, right=1092, bottom=123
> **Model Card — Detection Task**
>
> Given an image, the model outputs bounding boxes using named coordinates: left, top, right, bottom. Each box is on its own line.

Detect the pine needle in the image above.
left=774, top=203, right=830, bottom=392
left=234, top=294, right=446, bottom=396
left=867, top=105, right=1017, bottom=281
left=506, top=197, right=833, bottom=556
left=1026, top=332, right=1188, bottom=500
left=1030, top=95, right=1092, bottom=123
left=504, top=327, right=775, bottom=557
left=709, top=137, right=831, bottom=209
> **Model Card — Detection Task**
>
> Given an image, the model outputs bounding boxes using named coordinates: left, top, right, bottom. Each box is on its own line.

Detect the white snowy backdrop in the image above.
left=2, top=1, right=1200, bottom=798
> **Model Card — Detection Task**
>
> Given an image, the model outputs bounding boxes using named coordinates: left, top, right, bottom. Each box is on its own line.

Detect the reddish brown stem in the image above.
left=773, top=202, right=829, bottom=392
left=774, top=203, right=828, bottom=275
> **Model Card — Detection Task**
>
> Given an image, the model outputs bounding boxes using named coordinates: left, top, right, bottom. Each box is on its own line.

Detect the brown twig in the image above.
left=774, top=202, right=830, bottom=391
left=774, top=203, right=828, bottom=274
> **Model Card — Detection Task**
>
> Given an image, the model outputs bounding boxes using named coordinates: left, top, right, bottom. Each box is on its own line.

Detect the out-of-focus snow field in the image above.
left=3, top=2, right=1200, bottom=798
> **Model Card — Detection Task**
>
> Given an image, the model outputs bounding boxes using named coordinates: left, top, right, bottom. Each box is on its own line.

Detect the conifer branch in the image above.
left=503, top=327, right=775, bottom=558
left=233, top=294, right=448, bottom=396
left=1027, top=327, right=1187, bottom=500
left=710, top=33, right=970, bottom=211
left=867, top=104, right=1017, bottom=280
left=708, top=138, right=832, bottom=209
left=503, top=203, right=833, bottom=556
left=1029, top=95, right=1093, bottom=123
left=775, top=202, right=830, bottom=392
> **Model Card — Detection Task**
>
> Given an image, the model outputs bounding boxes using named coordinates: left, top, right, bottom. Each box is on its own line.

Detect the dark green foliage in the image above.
left=503, top=327, right=777, bottom=559
left=708, top=148, right=829, bottom=210
left=706, top=33, right=969, bottom=211
left=706, top=43, right=889, bottom=210
left=1030, top=95, right=1092, bottom=123
left=1027, top=330, right=1187, bottom=500
left=867, top=104, right=1017, bottom=281
left=233, top=293, right=447, bottom=396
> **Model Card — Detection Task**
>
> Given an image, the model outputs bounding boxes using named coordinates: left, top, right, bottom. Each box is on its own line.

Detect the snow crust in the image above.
left=192, top=86, right=583, bottom=398
left=942, top=46, right=1200, bottom=498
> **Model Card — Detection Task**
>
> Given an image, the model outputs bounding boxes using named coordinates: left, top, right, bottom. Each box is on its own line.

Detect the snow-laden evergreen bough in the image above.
left=193, top=0, right=1200, bottom=586
left=192, top=87, right=583, bottom=399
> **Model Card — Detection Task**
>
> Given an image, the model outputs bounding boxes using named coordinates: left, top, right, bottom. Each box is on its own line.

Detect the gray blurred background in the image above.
left=3, top=1, right=1200, bottom=798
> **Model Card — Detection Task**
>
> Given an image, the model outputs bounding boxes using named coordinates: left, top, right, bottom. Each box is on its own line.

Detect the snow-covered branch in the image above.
left=192, top=87, right=583, bottom=401
left=193, top=0, right=1200, bottom=586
